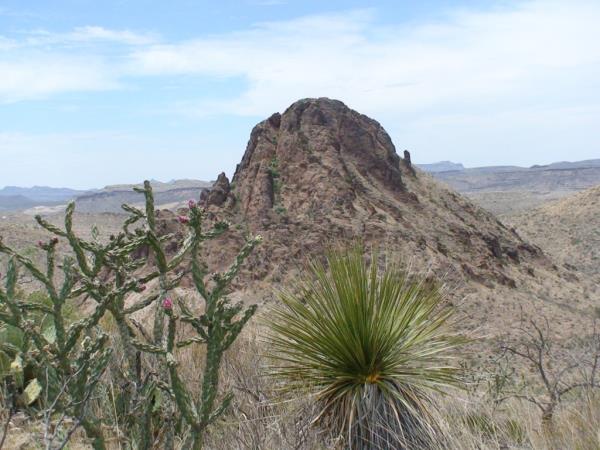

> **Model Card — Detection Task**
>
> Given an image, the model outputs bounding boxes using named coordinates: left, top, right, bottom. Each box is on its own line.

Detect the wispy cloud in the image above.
left=130, top=1, right=600, bottom=120
left=69, top=26, right=157, bottom=45
left=1, top=1, right=599, bottom=171
left=0, top=26, right=155, bottom=102
left=0, top=56, right=121, bottom=102
left=3, top=2, right=600, bottom=114
left=22, top=26, right=158, bottom=46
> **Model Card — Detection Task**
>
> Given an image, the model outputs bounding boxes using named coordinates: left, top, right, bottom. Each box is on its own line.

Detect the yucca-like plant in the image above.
left=266, top=247, right=465, bottom=450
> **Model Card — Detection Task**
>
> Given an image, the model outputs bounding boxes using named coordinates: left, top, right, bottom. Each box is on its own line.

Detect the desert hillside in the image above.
left=510, top=184, right=600, bottom=290
left=145, top=98, right=598, bottom=340
left=5, top=99, right=596, bottom=340
left=425, top=160, right=600, bottom=215
left=2, top=98, right=599, bottom=450
left=3, top=2, right=600, bottom=447
left=0, top=180, right=212, bottom=214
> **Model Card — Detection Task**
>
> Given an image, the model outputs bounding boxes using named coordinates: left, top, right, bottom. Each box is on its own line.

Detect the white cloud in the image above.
left=4, top=1, right=600, bottom=116
left=130, top=1, right=600, bottom=122
left=0, top=26, right=155, bottom=102
left=1, top=1, right=599, bottom=167
left=18, top=26, right=157, bottom=47
left=69, top=26, right=157, bottom=45
left=0, top=56, right=120, bottom=102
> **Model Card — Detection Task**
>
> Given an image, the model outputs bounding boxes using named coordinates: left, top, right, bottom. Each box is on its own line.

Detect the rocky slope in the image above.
left=153, top=98, right=596, bottom=339
left=416, top=161, right=465, bottom=172
left=509, top=185, right=600, bottom=292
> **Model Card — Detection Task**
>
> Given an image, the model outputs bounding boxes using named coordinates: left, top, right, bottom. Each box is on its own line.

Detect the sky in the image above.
left=0, top=0, right=599, bottom=189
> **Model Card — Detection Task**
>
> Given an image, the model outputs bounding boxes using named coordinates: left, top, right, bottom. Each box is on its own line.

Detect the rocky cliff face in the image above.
left=178, top=98, right=596, bottom=338
left=231, top=99, right=409, bottom=223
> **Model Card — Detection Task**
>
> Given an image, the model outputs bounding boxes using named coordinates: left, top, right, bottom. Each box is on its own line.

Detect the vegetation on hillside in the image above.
left=0, top=183, right=599, bottom=449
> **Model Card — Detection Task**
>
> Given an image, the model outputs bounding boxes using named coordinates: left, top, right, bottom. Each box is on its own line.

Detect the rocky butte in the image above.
left=155, top=98, right=596, bottom=339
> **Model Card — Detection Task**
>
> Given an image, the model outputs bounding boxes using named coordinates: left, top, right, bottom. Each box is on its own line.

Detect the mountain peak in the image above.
left=189, top=98, right=596, bottom=338
left=231, top=97, right=411, bottom=222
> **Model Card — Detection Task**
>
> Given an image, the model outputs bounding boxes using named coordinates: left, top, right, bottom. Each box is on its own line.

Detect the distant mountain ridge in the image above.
left=0, top=186, right=88, bottom=202
left=415, top=161, right=464, bottom=172
left=96, top=179, right=211, bottom=194
left=0, top=186, right=89, bottom=211
left=0, top=180, right=212, bottom=213
left=419, top=158, right=600, bottom=215
left=0, top=195, right=43, bottom=211
left=74, top=179, right=212, bottom=213
left=418, top=159, right=600, bottom=174
left=531, top=159, right=600, bottom=170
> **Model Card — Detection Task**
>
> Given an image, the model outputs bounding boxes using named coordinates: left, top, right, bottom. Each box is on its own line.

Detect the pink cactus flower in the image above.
left=162, top=298, right=173, bottom=310
left=188, top=199, right=196, bottom=209
left=177, top=215, right=190, bottom=224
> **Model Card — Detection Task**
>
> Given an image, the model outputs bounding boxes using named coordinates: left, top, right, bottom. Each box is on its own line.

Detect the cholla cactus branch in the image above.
left=64, top=202, right=93, bottom=277
left=210, top=236, right=261, bottom=302
left=0, top=180, right=260, bottom=450
left=123, top=292, right=160, bottom=315
left=0, top=242, right=49, bottom=287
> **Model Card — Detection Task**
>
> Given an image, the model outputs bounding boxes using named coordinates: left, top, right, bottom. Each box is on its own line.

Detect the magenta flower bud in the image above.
left=188, top=199, right=196, bottom=209
left=162, top=298, right=173, bottom=310
left=177, top=215, right=189, bottom=224
left=139, top=284, right=146, bottom=292
left=37, top=240, right=44, bottom=248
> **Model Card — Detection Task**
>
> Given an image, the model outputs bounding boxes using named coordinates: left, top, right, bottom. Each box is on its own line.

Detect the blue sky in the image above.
left=1, top=0, right=599, bottom=189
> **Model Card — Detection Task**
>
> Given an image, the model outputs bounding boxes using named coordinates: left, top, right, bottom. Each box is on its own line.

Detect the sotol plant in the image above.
left=0, top=181, right=260, bottom=449
left=266, top=247, right=465, bottom=450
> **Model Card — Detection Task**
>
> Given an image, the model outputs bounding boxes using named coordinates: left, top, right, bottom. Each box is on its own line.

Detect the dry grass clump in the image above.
left=182, top=324, right=600, bottom=450
left=2, top=320, right=600, bottom=449
left=211, top=328, right=600, bottom=450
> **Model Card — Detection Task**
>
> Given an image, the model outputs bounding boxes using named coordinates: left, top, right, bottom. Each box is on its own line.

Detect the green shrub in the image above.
left=266, top=246, right=465, bottom=449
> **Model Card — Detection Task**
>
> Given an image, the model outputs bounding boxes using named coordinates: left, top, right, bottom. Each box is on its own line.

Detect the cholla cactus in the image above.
left=166, top=231, right=261, bottom=450
left=0, top=181, right=260, bottom=450
left=133, top=183, right=261, bottom=449
left=0, top=236, right=112, bottom=449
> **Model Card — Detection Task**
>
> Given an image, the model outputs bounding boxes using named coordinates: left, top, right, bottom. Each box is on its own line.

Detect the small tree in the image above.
left=500, top=316, right=600, bottom=426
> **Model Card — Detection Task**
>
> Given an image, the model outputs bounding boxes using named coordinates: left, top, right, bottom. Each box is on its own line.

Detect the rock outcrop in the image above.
left=176, top=98, right=595, bottom=338
left=201, top=172, right=231, bottom=207
left=231, top=99, right=406, bottom=223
